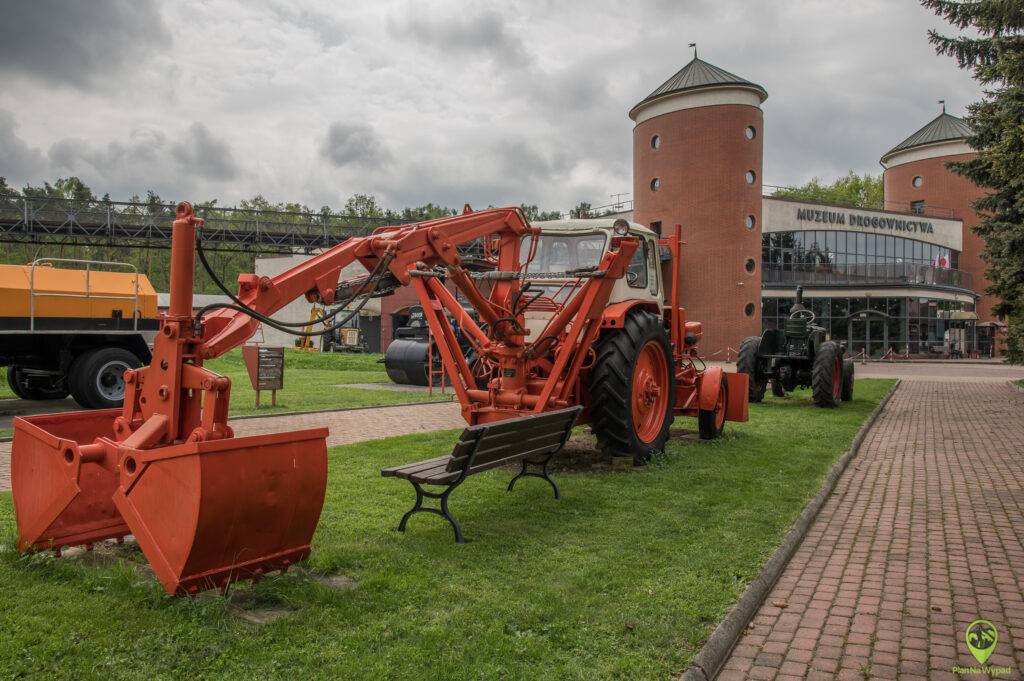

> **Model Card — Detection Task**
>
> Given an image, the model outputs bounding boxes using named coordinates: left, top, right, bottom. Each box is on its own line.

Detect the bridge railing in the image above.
left=0, top=195, right=405, bottom=250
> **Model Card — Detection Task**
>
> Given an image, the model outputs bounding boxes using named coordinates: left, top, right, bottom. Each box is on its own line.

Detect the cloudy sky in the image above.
left=0, top=0, right=981, bottom=213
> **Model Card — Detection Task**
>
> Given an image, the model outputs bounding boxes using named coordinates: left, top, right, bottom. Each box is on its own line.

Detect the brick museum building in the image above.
left=628, top=56, right=1004, bottom=358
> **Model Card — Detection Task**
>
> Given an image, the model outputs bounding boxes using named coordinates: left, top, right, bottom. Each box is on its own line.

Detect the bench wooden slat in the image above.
left=404, top=461, right=455, bottom=483
left=463, top=408, right=577, bottom=438
left=445, top=428, right=567, bottom=471
left=381, top=454, right=452, bottom=478
left=463, top=431, right=566, bottom=469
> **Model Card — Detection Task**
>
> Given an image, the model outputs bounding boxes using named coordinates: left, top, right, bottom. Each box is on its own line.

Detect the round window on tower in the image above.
left=650, top=178, right=661, bottom=192
left=745, top=214, right=756, bottom=230
left=913, top=176, right=923, bottom=188
left=651, top=135, right=661, bottom=150
left=745, top=126, right=756, bottom=140
left=744, top=303, right=756, bottom=317
left=745, top=170, right=757, bottom=185
left=745, top=258, right=756, bottom=274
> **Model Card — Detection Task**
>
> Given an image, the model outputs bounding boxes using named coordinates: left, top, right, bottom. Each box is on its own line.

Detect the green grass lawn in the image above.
left=0, top=349, right=448, bottom=423
left=0, top=379, right=894, bottom=680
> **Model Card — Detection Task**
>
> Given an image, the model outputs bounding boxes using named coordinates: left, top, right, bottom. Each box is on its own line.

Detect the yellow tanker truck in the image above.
left=0, top=259, right=158, bottom=408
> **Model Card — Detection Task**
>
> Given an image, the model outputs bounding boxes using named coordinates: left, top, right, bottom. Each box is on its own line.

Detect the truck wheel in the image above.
left=69, top=347, right=142, bottom=409
left=811, top=341, right=842, bottom=408
left=841, top=359, right=855, bottom=401
left=737, top=336, right=766, bottom=403
left=697, top=373, right=728, bottom=440
left=6, top=366, right=69, bottom=401
left=589, top=310, right=676, bottom=465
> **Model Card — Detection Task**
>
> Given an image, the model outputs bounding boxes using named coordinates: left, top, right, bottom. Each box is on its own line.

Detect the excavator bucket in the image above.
left=12, top=411, right=328, bottom=594
left=12, top=409, right=129, bottom=552
left=111, top=429, right=328, bottom=595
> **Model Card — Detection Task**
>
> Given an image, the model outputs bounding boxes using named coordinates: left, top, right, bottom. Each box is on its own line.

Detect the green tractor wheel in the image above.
left=737, top=335, right=766, bottom=402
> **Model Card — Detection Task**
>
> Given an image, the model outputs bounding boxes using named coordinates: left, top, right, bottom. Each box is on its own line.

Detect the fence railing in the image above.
left=763, top=262, right=973, bottom=291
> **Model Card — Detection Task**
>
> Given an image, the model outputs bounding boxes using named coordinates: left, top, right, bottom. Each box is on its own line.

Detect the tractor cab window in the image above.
left=521, top=233, right=607, bottom=275
left=626, top=239, right=648, bottom=289
left=647, top=238, right=659, bottom=295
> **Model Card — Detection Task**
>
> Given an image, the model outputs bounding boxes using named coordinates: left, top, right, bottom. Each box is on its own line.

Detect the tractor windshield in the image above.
left=520, top=233, right=606, bottom=276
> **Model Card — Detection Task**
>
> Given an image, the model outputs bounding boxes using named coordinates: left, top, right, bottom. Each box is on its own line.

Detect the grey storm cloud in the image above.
left=320, top=123, right=392, bottom=168
left=171, top=123, right=241, bottom=181
left=388, top=7, right=533, bottom=68
left=0, top=1, right=985, bottom=212
left=0, top=0, right=170, bottom=89
left=0, top=111, right=46, bottom=180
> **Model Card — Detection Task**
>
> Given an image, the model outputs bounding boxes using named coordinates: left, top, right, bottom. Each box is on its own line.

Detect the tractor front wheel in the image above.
left=697, top=373, right=728, bottom=440
left=770, top=378, right=786, bottom=397
left=812, top=341, right=843, bottom=408
left=841, top=358, right=855, bottom=401
left=589, top=311, right=676, bottom=465
left=737, top=335, right=766, bottom=402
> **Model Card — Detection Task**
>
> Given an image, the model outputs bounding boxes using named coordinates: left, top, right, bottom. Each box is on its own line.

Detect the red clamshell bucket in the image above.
left=11, top=409, right=328, bottom=595
left=11, top=202, right=330, bottom=596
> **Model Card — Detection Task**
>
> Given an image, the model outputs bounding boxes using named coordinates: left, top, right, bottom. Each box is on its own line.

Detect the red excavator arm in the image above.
left=192, top=203, right=638, bottom=426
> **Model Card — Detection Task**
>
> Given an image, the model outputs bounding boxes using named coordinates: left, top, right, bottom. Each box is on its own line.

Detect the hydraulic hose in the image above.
left=194, top=236, right=389, bottom=337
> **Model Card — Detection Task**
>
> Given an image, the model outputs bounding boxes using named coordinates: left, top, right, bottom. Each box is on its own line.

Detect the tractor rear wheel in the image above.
left=589, top=310, right=676, bottom=465
left=737, top=335, right=766, bottom=402
left=811, top=341, right=842, bottom=408
left=841, top=358, right=855, bottom=401
left=697, top=373, right=728, bottom=440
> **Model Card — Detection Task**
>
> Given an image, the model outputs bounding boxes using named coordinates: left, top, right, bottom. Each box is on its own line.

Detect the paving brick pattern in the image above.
left=0, top=401, right=464, bottom=493
left=716, top=381, right=1024, bottom=681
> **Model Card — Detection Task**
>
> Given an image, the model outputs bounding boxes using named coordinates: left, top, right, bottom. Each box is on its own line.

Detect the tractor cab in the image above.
left=518, top=219, right=663, bottom=339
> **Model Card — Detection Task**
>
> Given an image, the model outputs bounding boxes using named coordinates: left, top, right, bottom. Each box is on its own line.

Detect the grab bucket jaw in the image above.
left=113, top=428, right=328, bottom=595
left=12, top=409, right=129, bottom=552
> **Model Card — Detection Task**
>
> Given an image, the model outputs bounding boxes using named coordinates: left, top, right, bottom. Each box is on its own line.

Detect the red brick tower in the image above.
left=629, top=56, right=767, bottom=357
left=881, top=111, right=997, bottom=326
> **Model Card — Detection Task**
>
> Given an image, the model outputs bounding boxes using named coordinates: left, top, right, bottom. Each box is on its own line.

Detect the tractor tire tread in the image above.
left=812, top=341, right=841, bottom=408
left=737, top=335, right=766, bottom=403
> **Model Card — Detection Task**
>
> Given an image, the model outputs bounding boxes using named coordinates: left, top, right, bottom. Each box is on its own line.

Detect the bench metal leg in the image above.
left=506, top=454, right=560, bottom=500
left=398, top=480, right=464, bottom=543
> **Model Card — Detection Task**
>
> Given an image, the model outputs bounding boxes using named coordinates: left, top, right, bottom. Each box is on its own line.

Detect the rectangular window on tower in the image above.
left=650, top=221, right=662, bottom=236
left=911, top=200, right=925, bottom=214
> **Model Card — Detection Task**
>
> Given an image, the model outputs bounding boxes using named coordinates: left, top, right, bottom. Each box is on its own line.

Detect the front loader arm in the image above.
left=197, top=207, right=537, bottom=359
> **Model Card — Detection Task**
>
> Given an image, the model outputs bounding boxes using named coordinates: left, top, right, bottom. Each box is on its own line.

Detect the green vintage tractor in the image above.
left=737, top=287, right=854, bottom=407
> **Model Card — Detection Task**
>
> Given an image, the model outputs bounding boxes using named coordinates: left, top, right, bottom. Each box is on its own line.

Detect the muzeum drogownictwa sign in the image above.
left=794, top=207, right=934, bottom=234
left=760, top=197, right=963, bottom=251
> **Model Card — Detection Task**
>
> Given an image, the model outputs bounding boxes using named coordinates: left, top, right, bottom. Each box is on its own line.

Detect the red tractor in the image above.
left=11, top=204, right=747, bottom=595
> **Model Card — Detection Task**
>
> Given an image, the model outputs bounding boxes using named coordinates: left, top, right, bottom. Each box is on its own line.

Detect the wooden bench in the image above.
left=381, top=406, right=582, bottom=543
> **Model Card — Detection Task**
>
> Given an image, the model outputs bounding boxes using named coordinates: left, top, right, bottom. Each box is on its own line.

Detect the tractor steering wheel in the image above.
left=790, top=308, right=815, bottom=323
left=625, top=270, right=639, bottom=285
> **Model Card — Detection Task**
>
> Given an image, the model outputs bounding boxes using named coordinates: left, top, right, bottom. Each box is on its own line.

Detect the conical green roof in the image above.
left=630, top=57, right=767, bottom=118
left=881, top=112, right=972, bottom=162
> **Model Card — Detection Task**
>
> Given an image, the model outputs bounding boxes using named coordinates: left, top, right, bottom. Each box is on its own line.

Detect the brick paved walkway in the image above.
left=0, top=401, right=464, bottom=493
left=716, top=381, right=1024, bottom=681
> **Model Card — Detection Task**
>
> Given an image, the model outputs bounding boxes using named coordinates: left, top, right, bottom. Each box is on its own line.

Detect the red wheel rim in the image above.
left=832, top=358, right=842, bottom=400
left=632, top=341, right=670, bottom=443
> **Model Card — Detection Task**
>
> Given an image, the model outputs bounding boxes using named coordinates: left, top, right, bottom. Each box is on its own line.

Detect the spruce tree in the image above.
left=922, top=0, right=1024, bottom=361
